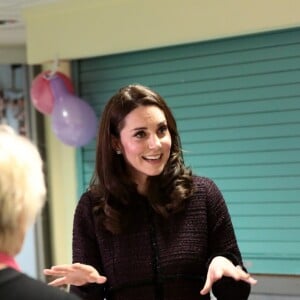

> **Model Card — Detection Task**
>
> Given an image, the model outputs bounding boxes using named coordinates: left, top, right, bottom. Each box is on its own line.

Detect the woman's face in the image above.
left=116, top=105, right=172, bottom=191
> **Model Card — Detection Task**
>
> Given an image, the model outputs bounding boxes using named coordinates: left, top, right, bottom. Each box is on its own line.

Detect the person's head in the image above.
left=93, top=84, right=193, bottom=233
left=94, top=84, right=182, bottom=192
left=0, top=125, right=46, bottom=255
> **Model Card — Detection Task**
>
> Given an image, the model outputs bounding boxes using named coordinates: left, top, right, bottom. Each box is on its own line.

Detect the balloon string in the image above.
left=48, top=55, right=59, bottom=79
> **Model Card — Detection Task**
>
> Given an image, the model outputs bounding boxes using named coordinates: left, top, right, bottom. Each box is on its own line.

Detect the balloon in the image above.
left=30, top=71, right=74, bottom=115
left=50, top=74, right=98, bottom=147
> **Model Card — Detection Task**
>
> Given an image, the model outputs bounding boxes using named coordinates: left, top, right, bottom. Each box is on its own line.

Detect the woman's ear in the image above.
left=111, top=136, right=121, bottom=153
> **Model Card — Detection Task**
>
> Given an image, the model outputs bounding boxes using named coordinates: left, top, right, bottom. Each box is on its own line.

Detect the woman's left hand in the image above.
left=200, top=256, right=257, bottom=295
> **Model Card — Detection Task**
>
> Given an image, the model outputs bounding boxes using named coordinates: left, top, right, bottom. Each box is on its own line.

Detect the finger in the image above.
left=233, top=271, right=257, bottom=285
left=47, top=277, right=67, bottom=287
left=96, top=276, right=107, bottom=284
left=71, top=263, right=99, bottom=275
left=200, top=266, right=224, bottom=295
left=228, top=266, right=258, bottom=285
left=72, top=263, right=94, bottom=272
left=200, top=275, right=212, bottom=295
left=221, top=264, right=243, bottom=280
left=85, top=268, right=107, bottom=283
left=229, top=267, right=247, bottom=281
left=88, top=274, right=107, bottom=284
left=237, top=270, right=251, bottom=280
left=50, top=265, right=73, bottom=272
left=233, top=267, right=252, bottom=281
left=72, top=263, right=83, bottom=268
left=43, top=269, right=68, bottom=276
left=244, top=276, right=257, bottom=285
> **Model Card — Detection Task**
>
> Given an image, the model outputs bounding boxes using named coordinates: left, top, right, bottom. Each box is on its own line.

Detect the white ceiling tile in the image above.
left=0, top=0, right=62, bottom=45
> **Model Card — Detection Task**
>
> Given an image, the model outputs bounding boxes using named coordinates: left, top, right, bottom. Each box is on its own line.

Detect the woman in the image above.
left=0, top=125, right=80, bottom=300
left=44, top=85, right=256, bottom=299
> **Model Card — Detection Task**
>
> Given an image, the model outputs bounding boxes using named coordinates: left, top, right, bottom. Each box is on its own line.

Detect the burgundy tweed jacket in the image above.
left=70, top=176, right=250, bottom=300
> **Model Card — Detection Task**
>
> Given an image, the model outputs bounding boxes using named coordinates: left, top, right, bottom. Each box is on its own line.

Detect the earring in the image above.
left=116, top=150, right=121, bottom=155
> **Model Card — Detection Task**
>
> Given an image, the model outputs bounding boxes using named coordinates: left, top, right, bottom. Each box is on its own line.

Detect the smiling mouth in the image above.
left=142, top=154, right=162, bottom=161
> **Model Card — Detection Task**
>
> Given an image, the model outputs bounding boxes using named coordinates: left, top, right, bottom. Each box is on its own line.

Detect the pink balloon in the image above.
left=50, top=75, right=98, bottom=147
left=30, top=71, right=75, bottom=115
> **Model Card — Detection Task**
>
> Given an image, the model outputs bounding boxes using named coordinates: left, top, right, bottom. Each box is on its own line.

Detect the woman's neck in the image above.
left=0, top=252, right=20, bottom=271
left=136, top=177, right=150, bottom=196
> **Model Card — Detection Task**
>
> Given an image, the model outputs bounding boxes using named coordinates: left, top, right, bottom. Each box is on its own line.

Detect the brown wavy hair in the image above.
left=90, top=84, right=193, bottom=234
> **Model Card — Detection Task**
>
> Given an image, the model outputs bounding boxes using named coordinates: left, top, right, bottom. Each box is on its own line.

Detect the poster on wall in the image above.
left=0, top=88, right=26, bottom=136
left=0, top=64, right=28, bottom=136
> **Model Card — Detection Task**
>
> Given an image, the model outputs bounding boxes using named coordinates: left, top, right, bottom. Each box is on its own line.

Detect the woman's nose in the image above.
left=148, top=134, right=161, bottom=149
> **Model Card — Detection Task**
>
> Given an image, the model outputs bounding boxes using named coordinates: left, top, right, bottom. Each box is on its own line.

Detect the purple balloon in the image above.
left=50, top=75, right=98, bottom=147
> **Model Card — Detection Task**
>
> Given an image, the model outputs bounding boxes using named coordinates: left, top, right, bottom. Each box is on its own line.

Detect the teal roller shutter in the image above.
left=74, top=27, right=300, bottom=275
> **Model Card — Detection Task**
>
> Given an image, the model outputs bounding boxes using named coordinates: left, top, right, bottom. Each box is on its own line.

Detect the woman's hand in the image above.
left=43, top=263, right=107, bottom=287
left=200, top=256, right=257, bottom=295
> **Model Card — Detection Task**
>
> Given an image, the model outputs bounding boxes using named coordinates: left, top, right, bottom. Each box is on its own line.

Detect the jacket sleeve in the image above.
left=204, top=178, right=251, bottom=300
left=69, top=192, right=106, bottom=300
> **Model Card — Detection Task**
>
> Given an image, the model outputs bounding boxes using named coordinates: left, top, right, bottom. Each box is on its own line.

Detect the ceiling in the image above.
left=0, top=0, right=61, bottom=46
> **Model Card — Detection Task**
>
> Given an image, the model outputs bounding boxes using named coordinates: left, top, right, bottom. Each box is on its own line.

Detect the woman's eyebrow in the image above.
left=130, top=126, right=147, bottom=132
left=130, top=121, right=167, bottom=132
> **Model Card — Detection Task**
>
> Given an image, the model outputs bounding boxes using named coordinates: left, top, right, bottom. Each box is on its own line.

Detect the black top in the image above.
left=71, top=176, right=251, bottom=300
left=0, top=267, right=80, bottom=300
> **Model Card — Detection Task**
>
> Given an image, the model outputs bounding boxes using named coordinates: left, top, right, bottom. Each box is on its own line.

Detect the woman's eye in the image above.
left=135, top=131, right=146, bottom=138
left=158, top=125, right=168, bottom=135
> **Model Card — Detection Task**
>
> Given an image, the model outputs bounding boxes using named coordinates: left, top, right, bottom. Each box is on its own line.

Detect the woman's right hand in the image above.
left=43, top=263, right=107, bottom=287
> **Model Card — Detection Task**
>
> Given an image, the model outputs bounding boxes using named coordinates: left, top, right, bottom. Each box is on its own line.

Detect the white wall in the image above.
left=24, top=0, right=300, bottom=64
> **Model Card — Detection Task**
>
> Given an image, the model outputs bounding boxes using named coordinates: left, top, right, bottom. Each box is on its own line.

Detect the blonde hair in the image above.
left=0, top=125, right=46, bottom=253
